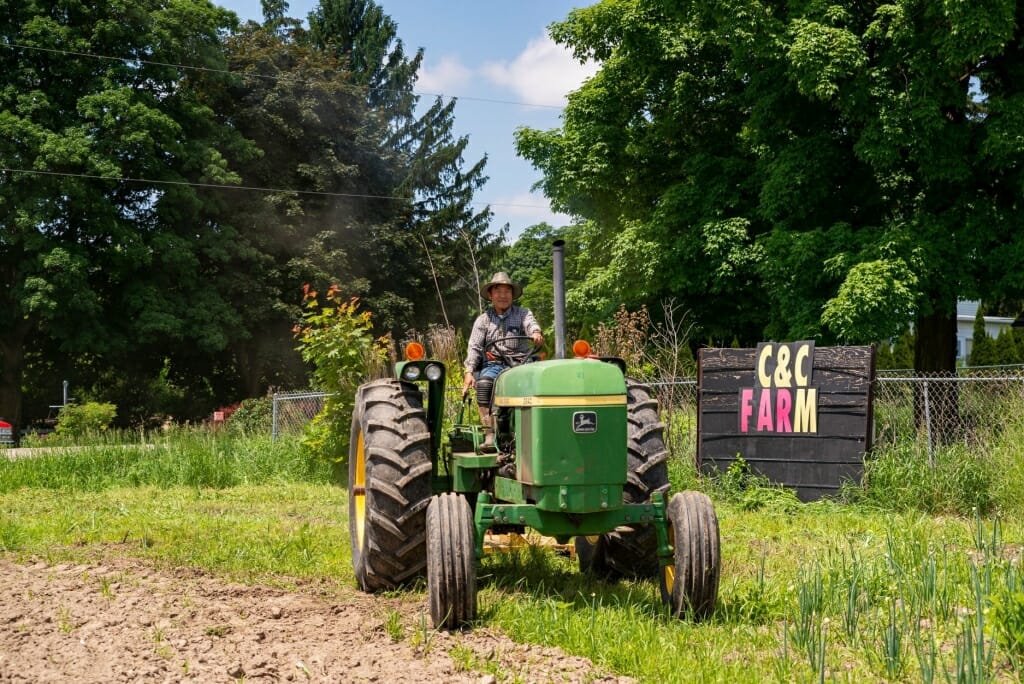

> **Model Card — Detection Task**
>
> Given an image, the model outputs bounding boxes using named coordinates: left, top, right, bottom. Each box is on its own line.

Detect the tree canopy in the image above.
left=516, top=0, right=1024, bottom=371
left=0, top=0, right=502, bottom=431
left=0, top=0, right=246, bottom=428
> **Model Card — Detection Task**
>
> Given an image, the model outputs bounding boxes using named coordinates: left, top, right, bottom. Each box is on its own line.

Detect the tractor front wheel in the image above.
left=661, top=490, right=720, bottom=620
left=427, top=493, right=477, bottom=629
left=349, top=379, right=433, bottom=592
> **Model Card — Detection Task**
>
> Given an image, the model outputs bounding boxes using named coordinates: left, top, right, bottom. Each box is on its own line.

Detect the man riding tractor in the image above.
left=461, top=272, right=544, bottom=452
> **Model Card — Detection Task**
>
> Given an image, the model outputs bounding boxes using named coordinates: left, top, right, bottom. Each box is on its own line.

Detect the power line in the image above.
left=0, top=166, right=553, bottom=211
left=0, top=41, right=564, bottom=110
left=1, top=166, right=409, bottom=200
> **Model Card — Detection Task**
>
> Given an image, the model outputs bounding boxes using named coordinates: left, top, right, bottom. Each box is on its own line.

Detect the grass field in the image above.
left=2, top=430, right=1024, bottom=682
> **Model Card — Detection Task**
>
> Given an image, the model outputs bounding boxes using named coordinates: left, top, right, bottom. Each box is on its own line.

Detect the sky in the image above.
left=218, top=0, right=597, bottom=240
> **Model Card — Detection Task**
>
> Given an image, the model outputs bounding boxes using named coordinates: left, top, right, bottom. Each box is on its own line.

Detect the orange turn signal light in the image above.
left=572, top=340, right=591, bottom=358
left=405, top=341, right=425, bottom=361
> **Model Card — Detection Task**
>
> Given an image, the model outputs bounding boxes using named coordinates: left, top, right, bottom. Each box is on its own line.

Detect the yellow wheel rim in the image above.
left=354, top=429, right=366, bottom=551
left=663, top=520, right=675, bottom=594
left=584, top=535, right=600, bottom=544
left=663, top=564, right=675, bottom=591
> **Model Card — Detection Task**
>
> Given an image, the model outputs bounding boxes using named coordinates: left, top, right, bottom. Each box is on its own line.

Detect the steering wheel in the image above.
left=484, top=334, right=542, bottom=368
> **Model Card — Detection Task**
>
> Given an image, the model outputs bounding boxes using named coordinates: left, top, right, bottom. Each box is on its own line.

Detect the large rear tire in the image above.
left=578, top=379, right=670, bottom=578
left=427, top=493, right=477, bottom=629
left=349, top=379, right=433, bottom=591
left=660, top=490, right=720, bottom=620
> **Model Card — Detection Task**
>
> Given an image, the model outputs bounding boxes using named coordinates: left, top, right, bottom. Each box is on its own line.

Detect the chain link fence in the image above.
left=271, top=391, right=330, bottom=440
left=873, top=367, right=1024, bottom=463
left=274, top=368, right=1024, bottom=464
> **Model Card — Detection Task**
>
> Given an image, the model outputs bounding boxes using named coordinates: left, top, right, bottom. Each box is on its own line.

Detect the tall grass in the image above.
left=851, top=393, right=1024, bottom=515
left=1, top=429, right=332, bottom=492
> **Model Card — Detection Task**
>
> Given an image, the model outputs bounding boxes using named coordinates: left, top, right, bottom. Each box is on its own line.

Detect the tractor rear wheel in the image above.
left=660, top=490, right=720, bottom=620
left=427, top=493, right=477, bottom=629
left=574, top=535, right=609, bottom=575
left=579, top=380, right=670, bottom=578
left=349, top=379, right=433, bottom=592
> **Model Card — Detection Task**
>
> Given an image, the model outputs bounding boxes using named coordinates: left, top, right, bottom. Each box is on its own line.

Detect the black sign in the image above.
left=698, top=344, right=875, bottom=501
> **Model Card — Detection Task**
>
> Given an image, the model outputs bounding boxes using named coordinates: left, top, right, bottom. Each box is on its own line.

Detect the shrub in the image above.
left=294, top=286, right=387, bottom=464
left=708, top=455, right=802, bottom=512
left=55, top=402, right=117, bottom=438
left=225, top=397, right=272, bottom=435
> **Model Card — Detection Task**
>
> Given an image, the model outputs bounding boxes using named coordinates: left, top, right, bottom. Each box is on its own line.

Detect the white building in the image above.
left=956, top=300, right=1015, bottom=363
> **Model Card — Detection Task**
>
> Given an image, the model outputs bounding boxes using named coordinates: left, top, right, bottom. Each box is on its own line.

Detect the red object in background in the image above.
left=0, top=420, right=13, bottom=444
left=211, top=403, right=241, bottom=423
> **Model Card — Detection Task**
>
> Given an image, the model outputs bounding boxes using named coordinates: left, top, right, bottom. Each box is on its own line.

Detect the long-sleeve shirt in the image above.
left=463, top=305, right=542, bottom=373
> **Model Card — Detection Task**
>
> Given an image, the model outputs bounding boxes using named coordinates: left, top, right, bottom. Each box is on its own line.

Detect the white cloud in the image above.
left=480, top=34, right=599, bottom=107
left=416, top=55, right=473, bottom=96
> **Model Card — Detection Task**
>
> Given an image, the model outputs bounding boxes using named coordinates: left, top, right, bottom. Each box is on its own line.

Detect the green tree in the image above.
left=209, top=10, right=407, bottom=394
left=969, top=306, right=996, bottom=367
left=994, top=328, right=1020, bottom=367
left=890, top=328, right=915, bottom=370
left=506, top=222, right=587, bottom=341
left=516, top=0, right=1024, bottom=372
left=0, top=0, right=246, bottom=432
left=309, top=0, right=504, bottom=332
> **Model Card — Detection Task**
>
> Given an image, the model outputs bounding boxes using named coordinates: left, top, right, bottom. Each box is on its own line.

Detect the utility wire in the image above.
left=0, top=41, right=565, bottom=110
left=0, top=166, right=553, bottom=210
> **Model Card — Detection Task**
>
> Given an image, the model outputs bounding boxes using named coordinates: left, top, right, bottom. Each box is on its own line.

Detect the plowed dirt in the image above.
left=0, top=557, right=633, bottom=683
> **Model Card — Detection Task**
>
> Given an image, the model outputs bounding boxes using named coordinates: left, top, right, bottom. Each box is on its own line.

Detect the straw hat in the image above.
left=480, top=272, right=522, bottom=299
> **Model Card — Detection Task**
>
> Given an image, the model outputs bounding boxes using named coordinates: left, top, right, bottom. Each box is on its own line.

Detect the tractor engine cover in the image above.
left=493, top=359, right=627, bottom=512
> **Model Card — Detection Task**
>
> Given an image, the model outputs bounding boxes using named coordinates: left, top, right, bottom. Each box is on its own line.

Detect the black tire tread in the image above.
left=350, top=378, right=433, bottom=591
left=427, top=493, right=477, bottom=629
left=666, top=490, right=720, bottom=620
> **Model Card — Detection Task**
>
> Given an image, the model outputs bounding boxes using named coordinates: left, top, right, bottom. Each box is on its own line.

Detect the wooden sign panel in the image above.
left=697, top=343, right=875, bottom=501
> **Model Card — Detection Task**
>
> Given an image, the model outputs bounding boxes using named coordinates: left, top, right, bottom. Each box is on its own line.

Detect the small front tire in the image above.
left=427, top=493, right=477, bottom=629
left=661, top=490, right=720, bottom=620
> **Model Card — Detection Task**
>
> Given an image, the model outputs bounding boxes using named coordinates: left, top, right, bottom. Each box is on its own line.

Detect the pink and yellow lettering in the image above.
left=756, top=389, right=772, bottom=431
left=775, top=389, right=792, bottom=432
left=740, top=388, right=754, bottom=433
left=738, top=341, right=818, bottom=434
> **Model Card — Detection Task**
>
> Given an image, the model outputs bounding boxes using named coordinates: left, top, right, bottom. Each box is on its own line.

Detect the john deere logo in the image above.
left=573, top=411, right=597, bottom=434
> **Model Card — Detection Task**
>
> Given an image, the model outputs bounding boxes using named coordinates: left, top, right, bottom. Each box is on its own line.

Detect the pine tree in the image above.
left=891, top=329, right=915, bottom=370
left=994, top=328, right=1019, bottom=366
left=308, top=0, right=503, bottom=332
left=875, top=341, right=895, bottom=370
left=968, top=306, right=996, bottom=367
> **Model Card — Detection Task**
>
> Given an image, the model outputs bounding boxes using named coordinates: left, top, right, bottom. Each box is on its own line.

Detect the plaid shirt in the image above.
left=464, top=305, right=541, bottom=373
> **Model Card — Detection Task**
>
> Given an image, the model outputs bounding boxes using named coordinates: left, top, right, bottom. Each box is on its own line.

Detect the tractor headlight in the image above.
left=424, top=363, right=443, bottom=381
left=402, top=365, right=421, bottom=381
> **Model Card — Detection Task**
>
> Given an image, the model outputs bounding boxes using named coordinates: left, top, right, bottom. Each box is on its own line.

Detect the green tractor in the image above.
left=348, top=247, right=720, bottom=629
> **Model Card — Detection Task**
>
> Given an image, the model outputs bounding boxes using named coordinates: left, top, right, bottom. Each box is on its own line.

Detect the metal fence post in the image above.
left=272, top=392, right=279, bottom=442
left=922, top=380, right=933, bottom=467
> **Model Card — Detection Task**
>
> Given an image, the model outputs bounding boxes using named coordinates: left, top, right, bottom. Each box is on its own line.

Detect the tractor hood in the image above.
left=494, top=358, right=626, bottom=401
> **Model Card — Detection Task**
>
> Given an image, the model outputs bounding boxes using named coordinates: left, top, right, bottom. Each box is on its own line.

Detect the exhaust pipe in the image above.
left=552, top=240, right=566, bottom=359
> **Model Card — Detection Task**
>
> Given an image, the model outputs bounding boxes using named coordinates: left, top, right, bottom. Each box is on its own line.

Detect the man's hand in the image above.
left=532, top=331, right=544, bottom=347
left=462, top=371, right=476, bottom=392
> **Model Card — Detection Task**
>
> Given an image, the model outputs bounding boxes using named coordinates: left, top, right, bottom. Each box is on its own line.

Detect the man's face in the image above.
left=488, top=284, right=513, bottom=312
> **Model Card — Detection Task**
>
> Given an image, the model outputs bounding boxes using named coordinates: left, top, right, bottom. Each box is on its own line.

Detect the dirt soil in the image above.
left=0, top=556, right=634, bottom=683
